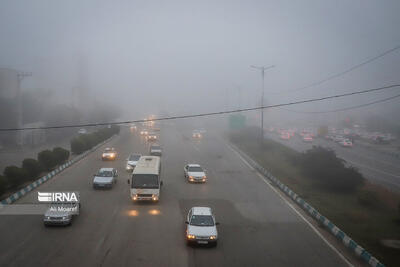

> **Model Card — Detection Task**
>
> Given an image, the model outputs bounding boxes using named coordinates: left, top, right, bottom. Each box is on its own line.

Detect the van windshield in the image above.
left=131, top=174, right=159, bottom=189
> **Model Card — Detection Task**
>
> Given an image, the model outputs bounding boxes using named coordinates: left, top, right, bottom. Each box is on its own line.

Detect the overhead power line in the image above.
left=0, top=84, right=399, bottom=132
left=273, top=44, right=400, bottom=95
left=280, top=93, right=400, bottom=114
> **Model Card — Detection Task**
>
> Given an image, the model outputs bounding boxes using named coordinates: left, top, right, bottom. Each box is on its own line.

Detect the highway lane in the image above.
left=0, top=125, right=349, bottom=267
left=265, top=132, right=400, bottom=191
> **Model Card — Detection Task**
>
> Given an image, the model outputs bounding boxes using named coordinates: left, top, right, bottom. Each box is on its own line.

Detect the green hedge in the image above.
left=22, top=158, right=43, bottom=179
left=1, top=147, right=70, bottom=198
left=299, top=146, right=364, bottom=193
left=70, top=126, right=119, bottom=154
left=4, top=166, right=29, bottom=189
left=0, top=175, right=7, bottom=196
left=52, top=147, right=70, bottom=164
left=38, top=150, right=57, bottom=171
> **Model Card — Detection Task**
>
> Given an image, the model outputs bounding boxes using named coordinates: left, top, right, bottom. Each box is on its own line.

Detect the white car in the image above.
left=150, top=144, right=162, bottom=156
left=146, top=132, right=157, bottom=142
left=78, top=128, right=87, bottom=134
left=186, top=207, right=219, bottom=246
left=184, top=164, right=207, bottom=183
left=192, top=131, right=202, bottom=139
left=140, top=129, right=149, bottom=136
left=126, top=153, right=141, bottom=171
left=102, top=147, right=117, bottom=160
left=93, top=168, right=118, bottom=189
left=43, top=202, right=80, bottom=226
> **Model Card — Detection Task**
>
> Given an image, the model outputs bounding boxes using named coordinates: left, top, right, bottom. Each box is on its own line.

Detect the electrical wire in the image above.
left=1, top=84, right=399, bottom=132
left=279, top=93, right=400, bottom=114
left=272, top=44, right=400, bottom=95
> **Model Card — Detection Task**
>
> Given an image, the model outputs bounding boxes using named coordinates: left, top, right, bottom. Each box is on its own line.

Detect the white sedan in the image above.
left=184, top=164, right=207, bottom=183
left=186, top=207, right=219, bottom=246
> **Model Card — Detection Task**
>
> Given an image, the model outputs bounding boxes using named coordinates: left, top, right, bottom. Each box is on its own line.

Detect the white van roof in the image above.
left=133, top=156, right=160, bottom=175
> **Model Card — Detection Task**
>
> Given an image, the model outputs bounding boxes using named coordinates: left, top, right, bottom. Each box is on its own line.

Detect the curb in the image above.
left=230, top=143, right=385, bottom=267
left=0, top=135, right=116, bottom=205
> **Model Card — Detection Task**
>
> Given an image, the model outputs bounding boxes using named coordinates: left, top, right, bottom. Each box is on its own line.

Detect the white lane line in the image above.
left=227, top=143, right=353, bottom=267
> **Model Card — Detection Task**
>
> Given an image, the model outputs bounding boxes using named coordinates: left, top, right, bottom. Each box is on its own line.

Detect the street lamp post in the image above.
left=250, top=65, right=275, bottom=139
left=16, top=71, right=32, bottom=146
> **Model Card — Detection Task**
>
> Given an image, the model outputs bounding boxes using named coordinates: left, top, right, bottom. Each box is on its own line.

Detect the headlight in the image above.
left=46, top=216, right=51, bottom=219
left=152, top=195, right=158, bottom=201
left=132, top=194, right=138, bottom=201
left=187, top=234, right=196, bottom=239
left=189, top=176, right=194, bottom=179
left=62, top=216, right=68, bottom=220
left=210, top=235, right=217, bottom=240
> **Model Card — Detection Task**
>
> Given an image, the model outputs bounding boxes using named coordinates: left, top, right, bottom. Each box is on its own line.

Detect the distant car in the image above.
left=150, top=144, right=162, bottom=156
left=340, top=139, right=353, bottom=147
left=280, top=132, right=290, bottom=140
left=78, top=128, right=87, bottom=134
left=186, top=207, right=219, bottom=246
left=130, top=124, right=137, bottom=132
left=146, top=132, right=157, bottom=142
left=126, top=153, right=141, bottom=171
left=303, top=135, right=313, bottom=142
left=184, top=164, right=207, bottom=183
left=43, top=202, right=80, bottom=226
left=93, top=168, right=118, bottom=189
left=192, top=131, right=202, bottom=139
left=333, top=135, right=345, bottom=143
left=102, top=148, right=117, bottom=160
left=140, top=129, right=149, bottom=136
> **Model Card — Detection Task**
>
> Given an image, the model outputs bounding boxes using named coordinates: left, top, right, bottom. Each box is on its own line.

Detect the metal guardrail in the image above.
left=230, top=143, right=385, bottom=267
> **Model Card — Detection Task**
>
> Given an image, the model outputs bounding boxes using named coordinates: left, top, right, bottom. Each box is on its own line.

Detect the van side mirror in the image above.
left=127, top=179, right=130, bottom=184
left=185, top=221, right=189, bottom=224
left=215, top=222, right=220, bottom=225
left=160, top=181, right=163, bottom=186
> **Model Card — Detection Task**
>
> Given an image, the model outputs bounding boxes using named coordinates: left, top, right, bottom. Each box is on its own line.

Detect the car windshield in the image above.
left=151, top=146, right=161, bottom=150
left=104, top=148, right=114, bottom=152
left=129, top=154, right=141, bottom=161
left=188, top=166, right=203, bottom=172
left=97, top=171, right=113, bottom=177
left=131, top=174, right=159, bottom=189
left=190, top=215, right=214, bottom=226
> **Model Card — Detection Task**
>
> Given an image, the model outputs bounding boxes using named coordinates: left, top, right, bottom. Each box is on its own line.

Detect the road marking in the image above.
left=227, top=143, right=354, bottom=267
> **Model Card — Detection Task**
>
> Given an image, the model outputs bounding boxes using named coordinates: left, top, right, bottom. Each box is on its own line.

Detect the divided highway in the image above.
left=265, top=132, right=400, bottom=192
left=0, top=125, right=350, bottom=267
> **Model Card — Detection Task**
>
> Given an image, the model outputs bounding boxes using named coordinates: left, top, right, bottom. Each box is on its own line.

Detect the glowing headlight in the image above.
left=132, top=195, right=137, bottom=201
left=152, top=195, right=158, bottom=201
left=187, top=234, right=196, bottom=239
left=210, top=235, right=217, bottom=240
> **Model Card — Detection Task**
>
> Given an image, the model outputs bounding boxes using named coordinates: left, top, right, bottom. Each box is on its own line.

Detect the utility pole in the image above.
left=16, top=71, right=32, bottom=146
left=250, top=65, right=274, bottom=139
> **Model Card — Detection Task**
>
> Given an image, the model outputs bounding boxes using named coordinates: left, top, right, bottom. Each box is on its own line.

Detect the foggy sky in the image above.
left=1, top=0, right=400, bottom=123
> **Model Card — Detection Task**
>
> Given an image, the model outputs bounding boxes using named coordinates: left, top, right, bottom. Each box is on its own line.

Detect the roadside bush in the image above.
left=4, top=166, right=29, bottom=189
left=0, top=175, right=7, bottom=196
left=38, top=150, right=57, bottom=171
left=300, top=146, right=364, bottom=193
left=358, top=190, right=379, bottom=207
left=52, top=147, right=70, bottom=164
left=22, top=158, right=43, bottom=179
left=70, top=126, right=119, bottom=154
left=71, top=136, right=87, bottom=154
